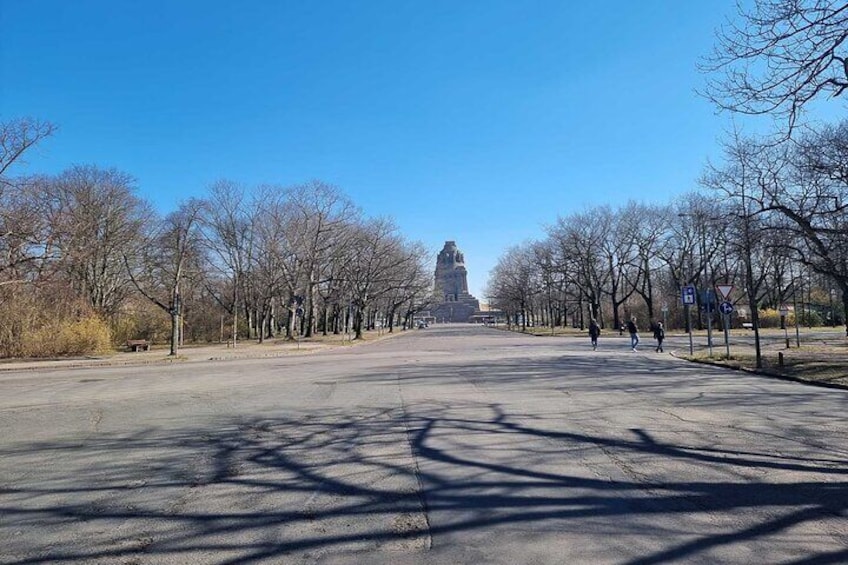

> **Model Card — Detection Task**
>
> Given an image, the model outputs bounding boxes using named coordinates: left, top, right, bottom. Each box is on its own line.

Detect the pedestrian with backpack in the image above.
left=589, top=318, right=601, bottom=351
left=653, top=321, right=665, bottom=353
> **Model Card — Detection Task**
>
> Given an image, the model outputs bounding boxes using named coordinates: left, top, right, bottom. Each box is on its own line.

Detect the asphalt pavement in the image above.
left=1, top=325, right=846, bottom=564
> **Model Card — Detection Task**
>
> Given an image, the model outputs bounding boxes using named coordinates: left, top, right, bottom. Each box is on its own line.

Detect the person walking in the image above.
left=589, top=318, right=601, bottom=350
left=653, top=321, right=665, bottom=353
left=626, top=316, right=639, bottom=351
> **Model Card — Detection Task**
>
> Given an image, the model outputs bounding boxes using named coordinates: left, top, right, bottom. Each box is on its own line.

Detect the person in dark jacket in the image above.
left=588, top=318, right=601, bottom=350
left=653, top=321, right=665, bottom=353
left=626, top=316, right=639, bottom=351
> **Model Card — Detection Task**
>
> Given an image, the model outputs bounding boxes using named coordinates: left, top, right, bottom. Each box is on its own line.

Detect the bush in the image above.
left=757, top=308, right=827, bottom=328
left=758, top=308, right=782, bottom=328
left=24, top=315, right=112, bottom=357
left=110, top=298, right=170, bottom=346
left=799, top=310, right=823, bottom=326
left=0, top=283, right=114, bottom=358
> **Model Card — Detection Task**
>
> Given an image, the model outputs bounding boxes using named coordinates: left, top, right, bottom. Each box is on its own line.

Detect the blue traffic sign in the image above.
left=700, top=289, right=717, bottom=312
left=719, top=301, right=734, bottom=315
left=681, top=285, right=696, bottom=305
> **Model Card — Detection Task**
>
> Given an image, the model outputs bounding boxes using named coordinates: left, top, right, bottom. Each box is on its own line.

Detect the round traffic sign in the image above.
left=719, top=301, right=734, bottom=315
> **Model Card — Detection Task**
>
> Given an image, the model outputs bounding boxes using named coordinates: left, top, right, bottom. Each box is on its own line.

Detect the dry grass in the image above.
left=684, top=330, right=848, bottom=389
left=508, top=324, right=848, bottom=390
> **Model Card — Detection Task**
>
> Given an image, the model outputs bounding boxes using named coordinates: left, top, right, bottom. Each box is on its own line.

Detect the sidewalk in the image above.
left=0, top=331, right=402, bottom=373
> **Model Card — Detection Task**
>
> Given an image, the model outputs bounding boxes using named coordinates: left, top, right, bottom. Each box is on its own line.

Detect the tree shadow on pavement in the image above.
left=2, top=394, right=847, bottom=564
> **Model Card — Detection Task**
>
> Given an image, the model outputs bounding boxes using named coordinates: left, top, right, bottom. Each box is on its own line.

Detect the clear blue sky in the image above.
left=2, top=0, right=741, bottom=299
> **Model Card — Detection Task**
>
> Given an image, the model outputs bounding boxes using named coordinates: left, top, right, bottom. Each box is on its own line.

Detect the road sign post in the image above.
left=687, top=305, right=693, bottom=355
left=703, top=289, right=716, bottom=357
left=780, top=305, right=790, bottom=348
left=719, top=301, right=733, bottom=359
left=681, top=285, right=695, bottom=355
left=715, top=287, right=734, bottom=358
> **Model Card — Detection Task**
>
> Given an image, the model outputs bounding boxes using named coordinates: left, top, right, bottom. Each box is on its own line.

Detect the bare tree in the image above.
left=0, top=176, right=61, bottom=287
left=127, top=200, right=204, bottom=356
left=0, top=118, right=56, bottom=183
left=285, top=181, right=358, bottom=338
left=250, top=188, right=302, bottom=341
left=0, top=118, right=58, bottom=287
left=626, top=202, right=672, bottom=324
left=52, top=165, right=149, bottom=317
left=487, top=242, right=539, bottom=331
left=199, top=180, right=256, bottom=345
left=341, top=218, right=422, bottom=339
left=762, top=122, right=848, bottom=334
left=377, top=240, right=431, bottom=333
left=548, top=211, right=609, bottom=328
left=601, top=204, right=643, bottom=327
left=702, top=0, right=848, bottom=133
left=701, top=133, right=781, bottom=367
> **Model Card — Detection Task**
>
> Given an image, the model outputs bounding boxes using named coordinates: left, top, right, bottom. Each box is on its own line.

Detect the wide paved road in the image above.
left=1, top=325, right=847, bottom=564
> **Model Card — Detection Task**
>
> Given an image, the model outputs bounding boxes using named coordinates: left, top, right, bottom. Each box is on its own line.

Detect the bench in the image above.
left=126, top=339, right=150, bottom=352
left=741, top=323, right=754, bottom=330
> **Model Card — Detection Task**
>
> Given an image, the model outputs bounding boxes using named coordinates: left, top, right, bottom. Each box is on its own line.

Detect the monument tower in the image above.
left=432, top=240, right=480, bottom=322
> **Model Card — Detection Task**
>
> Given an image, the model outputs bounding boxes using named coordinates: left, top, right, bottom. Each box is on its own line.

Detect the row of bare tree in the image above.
left=0, top=118, right=432, bottom=357
left=490, top=0, right=848, bottom=370
left=487, top=121, right=848, bottom=352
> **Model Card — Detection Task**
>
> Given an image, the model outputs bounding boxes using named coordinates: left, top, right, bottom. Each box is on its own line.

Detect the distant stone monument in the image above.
left=432, top=241, right=480, bottom=322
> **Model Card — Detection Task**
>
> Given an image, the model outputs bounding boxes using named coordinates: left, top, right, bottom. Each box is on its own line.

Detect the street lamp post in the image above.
left=687, top=303, right=694, bottom=356
left=679, top=212, right=717, bottom=357
left=789, top=262, right=801, bottom=348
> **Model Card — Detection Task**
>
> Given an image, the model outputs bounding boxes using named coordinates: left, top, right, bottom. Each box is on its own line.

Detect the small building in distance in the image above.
left=469, top=301, right=506, bottom=325
left=431, top=241, right=481, bottom=323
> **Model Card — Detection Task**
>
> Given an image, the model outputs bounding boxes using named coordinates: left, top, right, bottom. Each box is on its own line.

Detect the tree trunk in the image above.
left=322, top=304, right=329, bottom=336
left=387, top=306, right=397, bottom=332
left=745, top=261, right=763, bottom=369
left=354, top=304, right=364, bottom=340
left=169, top=309, right=179, bottom=356
left=332, top=303, right=341, bottom=335
left=841, top=285, right=848, bottom=337
left=304, top=275, right=315, bottom=338
left=169, top=289, right=180, bottom=356
left=286, top=307, right=297, bottom=340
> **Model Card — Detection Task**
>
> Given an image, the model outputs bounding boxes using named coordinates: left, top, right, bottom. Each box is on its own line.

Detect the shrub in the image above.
left=110, top=298, right=170, bottom=346
left=25, top=315, right=112, bottom=357
left=0, top=282, right=114, bottom=358
left=758, top=308, right=782, bottom=328
left=785, top=309, right=823, bottom=327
